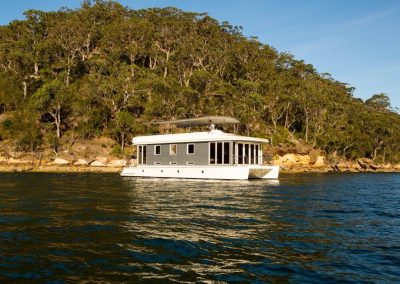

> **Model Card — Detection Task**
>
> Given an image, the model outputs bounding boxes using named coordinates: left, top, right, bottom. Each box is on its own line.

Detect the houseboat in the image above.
left=121, top=117, right=279, bottom=180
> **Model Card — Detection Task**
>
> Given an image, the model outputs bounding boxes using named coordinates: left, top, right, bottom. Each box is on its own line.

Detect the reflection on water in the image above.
left=0, top=173, right=399, bottom=282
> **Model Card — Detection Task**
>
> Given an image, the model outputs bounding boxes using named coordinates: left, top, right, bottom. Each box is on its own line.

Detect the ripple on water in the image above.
left=0, top=172, right=399, bottom=282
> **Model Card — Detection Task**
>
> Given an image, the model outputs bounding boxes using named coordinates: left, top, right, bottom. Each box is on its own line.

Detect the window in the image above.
left=169, top=161, right=177, bottom=165
left=187, top=144, right=195, bottom=154
left=245, top=144, right=249, bottom=164
left=170, top=144, right=177, bottom=155
left=255, top=144, right=259, bottom=164
left=138, top=145, right=147, bottom=165
left=154, top=162, right=161, bottom=165
left=154, top=145, right=161, bottom=155
left=223, top=142, right=230, bottom=164
left=217, top=142, right=223, bottom=164
left=187, top=161, right=194, bottom=165
left=209, top=142, right=230, bottom=164
left=250, top=144, right=255, bottom=164
left=143, top=146, right=147, bottom=164
left=238, top=143, right=243, bottom=164
left=209, top=142, right=216, bottom=164
left=233, top=142, right=236, bottom=164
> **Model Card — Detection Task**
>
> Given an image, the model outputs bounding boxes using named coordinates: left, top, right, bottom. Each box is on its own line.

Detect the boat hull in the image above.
left=120, top=165, right=279, bottom=180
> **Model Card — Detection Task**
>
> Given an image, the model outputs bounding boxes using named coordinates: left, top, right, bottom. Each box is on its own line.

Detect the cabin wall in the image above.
left=145, top=142, right=209, bottom=165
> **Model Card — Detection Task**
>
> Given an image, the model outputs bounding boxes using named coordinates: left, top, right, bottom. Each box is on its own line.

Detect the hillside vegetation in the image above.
left=0, top=0, right=399, bottom=163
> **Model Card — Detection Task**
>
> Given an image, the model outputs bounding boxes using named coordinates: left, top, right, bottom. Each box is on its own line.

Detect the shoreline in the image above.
left=0, top=164, right=399, bottom=174
left=0, top=165, right=123, bottom=173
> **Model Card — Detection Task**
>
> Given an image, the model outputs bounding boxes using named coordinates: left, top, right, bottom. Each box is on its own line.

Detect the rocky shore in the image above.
left=0, top=154, right=399, bottom=174
left=0, top=156, right=133, bottom=173
left=273, top=154, right=400, bottom=174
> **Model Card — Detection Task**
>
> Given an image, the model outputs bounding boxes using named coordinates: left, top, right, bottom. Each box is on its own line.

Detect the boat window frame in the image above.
left=216, top=142, right=223, bottom=164
left=138, top=145, right=147, bottom=165
left=170, top=144, right=177, bottom=155
left=187, top=143, right=195, bottom=155
left=209, top=142, right=216, bottom=165
left=223, top=142, right=230, bottom=164
left=154, top=145, right=161, bottom=155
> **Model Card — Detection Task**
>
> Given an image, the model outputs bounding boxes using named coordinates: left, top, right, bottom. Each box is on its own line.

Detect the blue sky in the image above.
left=0, top=0, right=399, bottom=109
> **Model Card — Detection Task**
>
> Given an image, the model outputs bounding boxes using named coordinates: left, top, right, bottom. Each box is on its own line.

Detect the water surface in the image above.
left=0, top=173, right=399, bottom=282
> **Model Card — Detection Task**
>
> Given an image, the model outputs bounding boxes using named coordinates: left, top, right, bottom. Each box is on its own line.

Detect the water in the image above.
left=0, top=173, right=399, bottom=283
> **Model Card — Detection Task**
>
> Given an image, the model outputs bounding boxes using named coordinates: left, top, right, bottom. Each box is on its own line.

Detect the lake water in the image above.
left=0, top=173, right=399, bottom=283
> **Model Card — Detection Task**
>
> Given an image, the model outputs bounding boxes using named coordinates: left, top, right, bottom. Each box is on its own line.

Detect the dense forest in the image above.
left=0, top=0, right=399, bottom=162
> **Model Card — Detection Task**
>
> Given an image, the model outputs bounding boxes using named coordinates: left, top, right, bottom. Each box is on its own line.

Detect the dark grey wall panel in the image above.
left=145, top=142, right=209, bottom=165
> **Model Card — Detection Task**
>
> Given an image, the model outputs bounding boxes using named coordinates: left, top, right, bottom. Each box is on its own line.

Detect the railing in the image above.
left=209, top=155, right=263, bottom=165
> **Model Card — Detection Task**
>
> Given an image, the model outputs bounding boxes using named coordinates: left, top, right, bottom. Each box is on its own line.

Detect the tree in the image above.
left=114, top=111, right=135, bottom=152
left=365, top=93, right=391, bottom=113
left=30, top=80, right=71, bottom=139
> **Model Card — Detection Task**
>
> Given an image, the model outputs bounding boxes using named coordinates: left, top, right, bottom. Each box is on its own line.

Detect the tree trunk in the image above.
left=121, top=132, right=125, bottom=152
left=51, top=102, right=61, bottom=139
left=22, top=81, right=27, bottom=100
left=305, top=109, right=309, bottom=143
left=34, top=62, right=39, bottom=75
left=284, top=102, right=291, bottom=128
left=163, top=66, right=168, bottom=78
left=66, top=61, right=71, bottom=87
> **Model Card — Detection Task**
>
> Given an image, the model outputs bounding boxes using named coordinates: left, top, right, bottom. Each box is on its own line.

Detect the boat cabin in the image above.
left=134, top=130, right=268, bottom=167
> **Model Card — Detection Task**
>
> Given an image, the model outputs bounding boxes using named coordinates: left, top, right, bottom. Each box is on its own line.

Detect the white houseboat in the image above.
left=121, top=117, right=279, bottom=180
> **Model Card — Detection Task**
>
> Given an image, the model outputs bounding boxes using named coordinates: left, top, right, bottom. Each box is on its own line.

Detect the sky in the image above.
left=0, top=0, right=399, bottom=109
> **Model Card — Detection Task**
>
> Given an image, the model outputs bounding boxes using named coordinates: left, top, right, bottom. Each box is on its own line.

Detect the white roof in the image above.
left=132, top=130, right=269, bottom=145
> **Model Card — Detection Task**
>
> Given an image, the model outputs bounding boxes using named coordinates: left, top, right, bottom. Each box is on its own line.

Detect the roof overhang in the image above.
left=146, top=116, right=239, bottom=128
left=132, top=130, right=269, bottom=145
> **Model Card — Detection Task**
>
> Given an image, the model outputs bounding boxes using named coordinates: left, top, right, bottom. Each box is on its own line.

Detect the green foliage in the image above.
left=365, top=93, right=391, bottom=113
left=110, top=144, right=122, bottom=156
left=0, top=1, right=398, bottom=162
left=112, top=111, right=135, bottom=151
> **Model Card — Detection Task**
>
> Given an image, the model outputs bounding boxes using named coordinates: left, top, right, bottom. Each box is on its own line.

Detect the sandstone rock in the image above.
left=8, top=157, right=32, bottom=165
left=335, top=162, right=348, bottom=171
left=107, top=159, right=126, bottom=167
left=334, top=161, right=360, bottom=172
left=274, top=154, right=310, bottom=166
left=283, top=154, right=297, bottom=164
left=313, top=156, right=326, bottom=167
left=381, top=164, right=392, bottom=170
left=95, top=157, right=108, bottom=164
left=361, top=157, right=373, bottom=164
left=129, top=159, right=137, bottom=166
left=370, top=164, right=381, bottom=170
left=74, top=159, right=89, bottom=166
left=272, top=155, right=283, bottom=166
left=0, top=156, right=7, bottom=164
left=357, top=159, right=369, bottom=170
left=90, top=160, right=106, bottom=167
left=350, top=164, right=363, bottom=172
left=53, top=158, right=70, bottom=165
left=297, top=155, right=311, bottom=165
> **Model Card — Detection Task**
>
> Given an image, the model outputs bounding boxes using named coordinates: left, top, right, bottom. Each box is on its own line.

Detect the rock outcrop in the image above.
left=73, top=159, right=89, bottom=166
left=273, top=154, right=311, bottom=167
left=107, top=159, right=126, bottom=167
left=90, top=160, right=106, bottom=167
left=313, top=156, right=326, bottom=167
left=8, top=157, right=32, bottom=165
left=52, top=158, right=70, bottom=165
